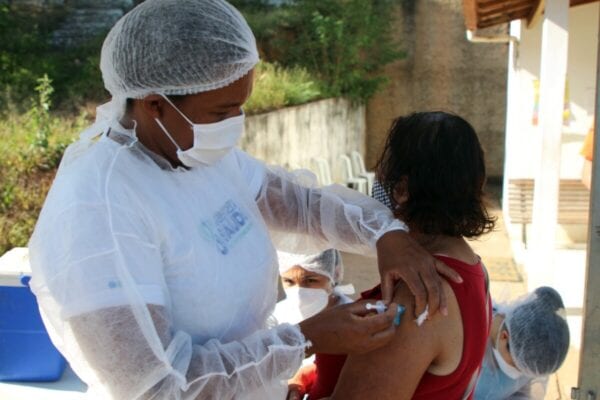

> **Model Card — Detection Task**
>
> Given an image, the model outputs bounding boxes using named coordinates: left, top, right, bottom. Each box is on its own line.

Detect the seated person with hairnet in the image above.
left=474, top=286, right=570, bottom=400
left=273, top=249, right=355, bottom=400
left=273, top=249, right=354, bottom=326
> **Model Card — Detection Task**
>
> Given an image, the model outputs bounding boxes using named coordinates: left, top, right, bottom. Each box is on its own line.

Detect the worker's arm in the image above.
left=254, top=163, right=460, bottom=316
left=68, top=303, right=308, bottom=399
left=68, top=299, right=398, bottom=399
left=255, top=165, right=407, bottom=255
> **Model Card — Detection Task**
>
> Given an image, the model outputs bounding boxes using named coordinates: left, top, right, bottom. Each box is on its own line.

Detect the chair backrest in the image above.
left=351, top=151, right=367, bottom=175
left=311, top=157, right=333, bottom=186
left=339, top=154, right=355, bottom=181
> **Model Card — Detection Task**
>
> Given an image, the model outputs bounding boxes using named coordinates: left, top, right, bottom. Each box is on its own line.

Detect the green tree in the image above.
left=234, top=0, right=403, bottom=102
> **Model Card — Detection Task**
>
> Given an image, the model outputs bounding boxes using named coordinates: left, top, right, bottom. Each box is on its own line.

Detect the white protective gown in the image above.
left=28, top=122, right=404, bottom=400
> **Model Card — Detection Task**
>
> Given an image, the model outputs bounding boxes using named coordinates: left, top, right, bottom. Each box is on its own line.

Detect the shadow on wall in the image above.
left=366, top=0, right=508, bottom=180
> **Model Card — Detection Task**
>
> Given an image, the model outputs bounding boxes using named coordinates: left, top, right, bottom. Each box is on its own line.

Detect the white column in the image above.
left=502, top=20, right=522, bottom=225
left=527, top=0, right=569, bottom=291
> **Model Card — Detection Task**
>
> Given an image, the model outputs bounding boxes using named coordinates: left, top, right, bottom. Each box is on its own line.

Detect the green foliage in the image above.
left=0, top=79, right=85, bottom=254
left=233, top=0, right=403, bottom=102
left=29, top=75, right=54, bottom=149
left=245, top=61, right=323, bottom=114
left=0, top=5, right=106, bottom=113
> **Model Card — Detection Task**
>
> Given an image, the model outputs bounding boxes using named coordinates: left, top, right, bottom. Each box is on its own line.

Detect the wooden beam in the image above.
left=571, top=0, right=600, bottom=7
left=477, top=0, right=531, bottom=14
left=527, top=0, right=545, bottom=28
left=477, top=0, right=508, bottom=5
left=479, top=3, right=532, bottom=17
left=480, top=13, right=530, bottom=25
left=463, top=0, right=479, bottom=30
left=479, top=4, right=533, bottom=19
left=478, top=14, right=527, bottom=28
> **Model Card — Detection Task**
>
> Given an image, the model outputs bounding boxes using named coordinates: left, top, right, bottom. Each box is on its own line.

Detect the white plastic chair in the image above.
left=339, top=154, right=368, bottom=194
left=350, top=151, right=375, bottom=196
left=311, top=157, right=333, bottom=186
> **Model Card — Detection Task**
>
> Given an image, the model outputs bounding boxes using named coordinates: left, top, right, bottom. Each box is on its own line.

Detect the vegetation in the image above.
left=233, top=0, right=403, bottom=101
left=0, top=76, right=88, bottom=254
left=246, top=61, right=323, bottom=113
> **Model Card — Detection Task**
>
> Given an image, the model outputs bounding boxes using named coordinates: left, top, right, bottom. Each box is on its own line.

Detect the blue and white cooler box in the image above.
left=0, top=247, right=66, bottom=382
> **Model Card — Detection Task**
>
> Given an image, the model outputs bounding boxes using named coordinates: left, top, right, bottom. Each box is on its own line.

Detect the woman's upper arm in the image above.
left=256, top=165, right=404, bottom=257
left=69, top=304, right=173, bottom=399
left=331, top=282, right=454, bottom=400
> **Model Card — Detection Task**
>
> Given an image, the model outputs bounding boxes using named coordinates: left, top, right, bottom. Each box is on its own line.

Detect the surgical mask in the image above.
left=283, top=287, right=329, bottom=320
left=493, top=323, right=523, bottom=380
left=474, top=349, right=528, bottom=400
left=154, top=95, right=244, bottom=167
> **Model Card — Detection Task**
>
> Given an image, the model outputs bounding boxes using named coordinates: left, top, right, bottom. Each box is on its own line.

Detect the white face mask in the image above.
left=284, top=287, right=329, bottom=320
left=493, top=322, right=523, bottom=380
left=154, top=95, right=244, bottom=167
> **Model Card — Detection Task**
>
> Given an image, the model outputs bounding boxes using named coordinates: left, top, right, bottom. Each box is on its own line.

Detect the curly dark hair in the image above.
left=375, top=111, right=496, bottom=238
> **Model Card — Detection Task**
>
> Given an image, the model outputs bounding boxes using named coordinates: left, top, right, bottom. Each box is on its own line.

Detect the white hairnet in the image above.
left=502, top=286, right=570, bottom=377
left=277, top=249, right=344, bottom=286
left=100, top=0, right=259, bottom=101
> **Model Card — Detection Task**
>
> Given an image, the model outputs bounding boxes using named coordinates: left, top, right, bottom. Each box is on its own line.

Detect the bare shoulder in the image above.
left=331, top=282, right=461, bottom=400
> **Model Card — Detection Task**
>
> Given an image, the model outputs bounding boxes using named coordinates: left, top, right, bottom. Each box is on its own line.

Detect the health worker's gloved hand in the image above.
left=299, top=300, right=398, bottom=356
left=376, top=230, right=463, bottom=318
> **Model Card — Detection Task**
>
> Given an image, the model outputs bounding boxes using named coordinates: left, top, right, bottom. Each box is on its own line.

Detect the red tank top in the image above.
left=306, top=255, right=490, bottom=400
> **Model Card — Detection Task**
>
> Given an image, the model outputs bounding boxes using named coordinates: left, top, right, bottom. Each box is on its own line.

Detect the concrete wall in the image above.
left=365, top=0, right=508, bottom=179
left=51, top=1, right=133, bottom=47
left=6, top=0, right=134, bottom=47
left=241, top=98, right=366, bottom=183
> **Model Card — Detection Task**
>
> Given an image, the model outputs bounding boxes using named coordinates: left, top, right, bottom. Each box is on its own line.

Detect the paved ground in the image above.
left=341, top=183, right=577, bottom=399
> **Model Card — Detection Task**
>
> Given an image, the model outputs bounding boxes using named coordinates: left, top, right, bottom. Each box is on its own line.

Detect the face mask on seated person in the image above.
left=154, top=94, right=244, bottom=167
left=275, top=287, right=330, bottom=325
left=493, top=322, right=523, bottom=380
left=475, top=351, right=529, bottom=400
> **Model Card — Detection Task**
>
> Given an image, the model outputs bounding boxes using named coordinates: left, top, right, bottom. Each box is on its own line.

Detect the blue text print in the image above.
left=199, top=200, right=252, bottom=255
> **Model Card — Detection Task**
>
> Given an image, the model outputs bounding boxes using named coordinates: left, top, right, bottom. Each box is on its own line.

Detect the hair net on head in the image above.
left=503, top=286, right=570, bottom=377
left=277, top=249, right=344, bottom=286
left=99, top=0, right=258, bottom=118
